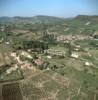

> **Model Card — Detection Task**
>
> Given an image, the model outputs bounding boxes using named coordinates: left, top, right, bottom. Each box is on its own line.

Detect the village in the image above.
left=0, top=25, right=98, bottom=82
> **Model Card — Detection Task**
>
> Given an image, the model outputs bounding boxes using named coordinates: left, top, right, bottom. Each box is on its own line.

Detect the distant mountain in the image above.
left=0, top=15, right=65, bottom=24
left=75, top=15, right=98, bottom=22
left=0, top=15, right=98, bottom=25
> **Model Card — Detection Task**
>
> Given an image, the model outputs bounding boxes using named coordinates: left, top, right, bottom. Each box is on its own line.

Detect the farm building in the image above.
left=84, top=61, right=93, bottom=66
left=20, top=51, right=32, bottom=59
left=71, top=52, right=79, bottom=58
left=0, top=26, right=5, bottom=32
left=44, top=49, right=66, bottom=57
left=34, top=59, right=44, bottom=66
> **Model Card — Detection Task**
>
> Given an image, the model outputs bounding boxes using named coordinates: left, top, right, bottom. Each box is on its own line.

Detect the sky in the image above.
left=0, top=0, right=98, bottom=18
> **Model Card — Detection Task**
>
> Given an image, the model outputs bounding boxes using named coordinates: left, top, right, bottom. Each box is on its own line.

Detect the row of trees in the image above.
left=12, top=40, right=49, bottom=52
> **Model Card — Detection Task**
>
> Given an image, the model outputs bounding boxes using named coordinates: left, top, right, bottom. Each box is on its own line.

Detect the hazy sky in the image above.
left=0, top=0, right=98, bottom=18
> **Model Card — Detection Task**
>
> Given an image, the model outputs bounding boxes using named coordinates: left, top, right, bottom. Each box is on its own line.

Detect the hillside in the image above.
left=0, top=15, right=98, bottom=100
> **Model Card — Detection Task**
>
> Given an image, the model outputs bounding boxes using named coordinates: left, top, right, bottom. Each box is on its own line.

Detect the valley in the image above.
left=0, top=15, right=98, bottom=100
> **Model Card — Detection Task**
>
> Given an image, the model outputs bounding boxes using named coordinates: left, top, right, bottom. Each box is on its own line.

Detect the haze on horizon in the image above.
left=0, top=0, right=98, bottom=18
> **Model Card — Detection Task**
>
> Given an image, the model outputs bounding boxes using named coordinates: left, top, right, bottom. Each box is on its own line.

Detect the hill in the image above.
left=0, top=15, right=65, bottom=24
left=75, top=15, right=98, bottom=23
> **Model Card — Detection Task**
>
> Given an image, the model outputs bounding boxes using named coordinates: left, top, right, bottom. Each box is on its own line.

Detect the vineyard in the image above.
left=2, top=83, right=23, bottom=100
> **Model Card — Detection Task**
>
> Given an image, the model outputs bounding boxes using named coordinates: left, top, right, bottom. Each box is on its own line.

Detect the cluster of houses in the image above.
left=10, top=50, right=44, bottom=70
left=57, top=30, right=98, bottom=43
left=57, top=34, right=90, bottom=42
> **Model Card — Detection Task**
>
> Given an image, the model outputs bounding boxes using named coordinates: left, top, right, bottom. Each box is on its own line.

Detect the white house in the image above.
left=71, top=52, right=79, bottom=58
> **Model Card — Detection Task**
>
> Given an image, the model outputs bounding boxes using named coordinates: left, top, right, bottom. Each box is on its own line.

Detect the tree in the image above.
left=43, top=61, right=50, bottom=69
left=23, top=40, right=33, bottom=49
left=42, top=31, right=56, bottom=44
left=32, top=54, right=38, bottom=59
